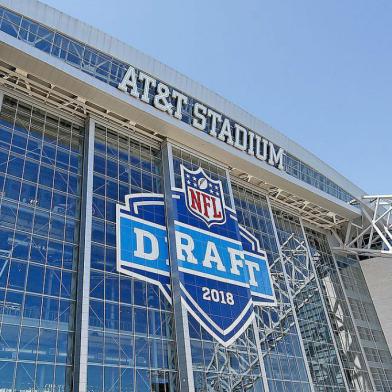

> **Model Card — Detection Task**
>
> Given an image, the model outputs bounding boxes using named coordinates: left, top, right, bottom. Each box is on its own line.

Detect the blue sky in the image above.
left=41, top=0, right=391, bottom=194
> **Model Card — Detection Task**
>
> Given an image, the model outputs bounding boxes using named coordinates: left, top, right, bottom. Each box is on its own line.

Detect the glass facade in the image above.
left=0, top=85, right=390, bottom=392
left=0, top=5, right=390, bottom=391
left=0, top=5, right=354, bottom=204
left=0, top=95, right=82, bottom=391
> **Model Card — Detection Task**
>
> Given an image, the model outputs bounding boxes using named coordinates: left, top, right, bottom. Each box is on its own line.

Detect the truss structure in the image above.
left=0, top=61, right=162, bottom=142
left=333, top=195, right=392, bottom=258
left=230, top=169, right=348, bottom=230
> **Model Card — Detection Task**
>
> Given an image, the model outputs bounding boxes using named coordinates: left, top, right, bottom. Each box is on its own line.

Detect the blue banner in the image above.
left=116, top=165, right=276, bottom=346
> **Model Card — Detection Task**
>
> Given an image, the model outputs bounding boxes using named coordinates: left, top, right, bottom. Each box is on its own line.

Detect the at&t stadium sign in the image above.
left=116, top=164, right=276, bottom=346
left=118, top=66, right=284, bottom=171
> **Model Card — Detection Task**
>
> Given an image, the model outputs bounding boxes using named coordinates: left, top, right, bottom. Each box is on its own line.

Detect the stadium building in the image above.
left=0, top=1, right=391, bottom=391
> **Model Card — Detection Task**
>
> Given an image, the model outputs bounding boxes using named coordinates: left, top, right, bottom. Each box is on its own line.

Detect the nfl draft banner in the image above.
left=117, top=165, right=276, bottom=346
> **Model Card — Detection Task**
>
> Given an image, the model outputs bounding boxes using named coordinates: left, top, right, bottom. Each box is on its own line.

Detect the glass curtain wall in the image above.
left=86, top=124, right=178, bottom=392
left=232, top=184, right=312, bottom=392
left=0, top=95, right=83, bottom=391
left=271, top=209, right=347, bottom=392
left=303, top=228, right=374, bottom=391
left=335, top=254, right=392, bottom=392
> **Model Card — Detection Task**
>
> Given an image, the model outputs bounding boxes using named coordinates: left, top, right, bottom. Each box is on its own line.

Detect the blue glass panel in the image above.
left=37, top=187, right=52, bottom=210
left=33, top=211, right=50, bottom=236
left=133, top=280, right=147, bottom=307
left=120, top=368, right=134, bottom=392
left=0, top=128, right=12, bottom=150
left=15, top=362, right=36, bottom=391
left=18, top=326, right=39, bottom=360
left=92, top=196, right=105, bottom=219
left=12, top=233, right=30, bottom=260
left=3, top=290, right=23, bottom=325
left=105, top=248, right=116, bottom=273
left=0, top=324, right=18, bottom=359
left=120, top=335, right=134, bottom=366
left=54, top=365, right=70, bottom=391
left=44, top=267, right=61, bottom=296
left=105, top=302, right=119, bottom=331
left=105, top=200, right=116, bottom=222
left=104, top=333, right=119, bottom=365
left=89, top=300, right=104, bottom=330
left=148, top=310, right=162, bottom=337
left=94, top=154, right=105, bottom=174
left=38, top=165, right=54, bottom=187
left=61, top=270, right=72, bottom=298
left=91, top=219, right=105, bottom=244
left=65, top=219, right=77, bottom=243
left=106, top=180, right=118, bottom=200
left=35, top=364, right=55, bottom=390
left=7, top=260, right=27, bottom=290
left=104, top=366, right=120, bottom=392
left=38, top=328, right=57, bottom=362
left=150, top=339, right=163, bottom=369
left=29, top=236, right=47, bottom=264
left=58, top=299, right=73, bottom=331
left=11, top=133, right=27, bottom=154
left=88, top=330, right=103, bottom=364
left=91, top=244, right=105, bottom=271
left=0, top=361, right=15, bottom=390
left=68, top=174, right=78, bottom=195
left=106, top=159, right=117, bottom=178
left=105, top=274, right=119, bottom=302
left=53, top=170, right=68, bottom=192
left=147, top=284, right=160, bottom=309
left=56, top=330, right=71, bottom=364
left=56, top=150, right=69, bottom=169
left=16, top=207, right=34, bottom=232
left=49, top=214, right=65, bottom=240
left=90, top=271, right=104, bottom=300
left=119, top=277, right=132, bottom=305
left=134, top=308, right=147, bottom=335
left=41, top=297, right=59, bottom=326
left=23, top=294, right=42, bottom=326
left=93, top=175, right=105, bottom=197
left=47, top=240, right=63, bottom=267
left=4, top=177, right=21, bottom=201
left=7, top=155, right=23, bottom=177
left=52, top=192, right=67, bottom=215
left=23, top=160, right=39, bottom=182
left=0, top=257, right=10, bottom=288
left=87, top=365, right=103, bottom=392
left=20, top=182, right=36, bottom=204
left=135, top=368, right=150, bottom=392
left=120, top=305, right=132, bottom=332
left=62, top=244, right=74, bottom=270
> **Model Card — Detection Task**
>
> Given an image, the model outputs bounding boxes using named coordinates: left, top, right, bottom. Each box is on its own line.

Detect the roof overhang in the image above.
left=0, top=34, right=361, bottom=228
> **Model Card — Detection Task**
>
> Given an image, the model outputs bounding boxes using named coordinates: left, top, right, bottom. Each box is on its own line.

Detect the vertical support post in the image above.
left=161, top=141, right=195, bottom=392
left=74, top=116, right=95, bottom=392
left=299, top=218, right=350, bottom=392
left=327, top=236, right=377, bottom=391
left=266, top=197, right=315, bottom=392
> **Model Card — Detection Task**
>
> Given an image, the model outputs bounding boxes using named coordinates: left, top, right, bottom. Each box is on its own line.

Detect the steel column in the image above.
left=161, top=141, right=195, bottom=392
left=73, top=116, right=95, bottom=392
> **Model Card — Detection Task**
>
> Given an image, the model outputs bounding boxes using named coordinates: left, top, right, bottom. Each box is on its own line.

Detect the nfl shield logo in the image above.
left=181, top=165, right=226, bottom=227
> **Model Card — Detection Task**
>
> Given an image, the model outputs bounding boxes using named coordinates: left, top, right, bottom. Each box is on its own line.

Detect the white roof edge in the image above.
left=0, top=0, right=366, bottom=198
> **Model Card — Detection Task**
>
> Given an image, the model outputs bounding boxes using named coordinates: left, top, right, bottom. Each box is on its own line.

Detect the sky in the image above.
left=41, top=0, right=392, bottom=194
